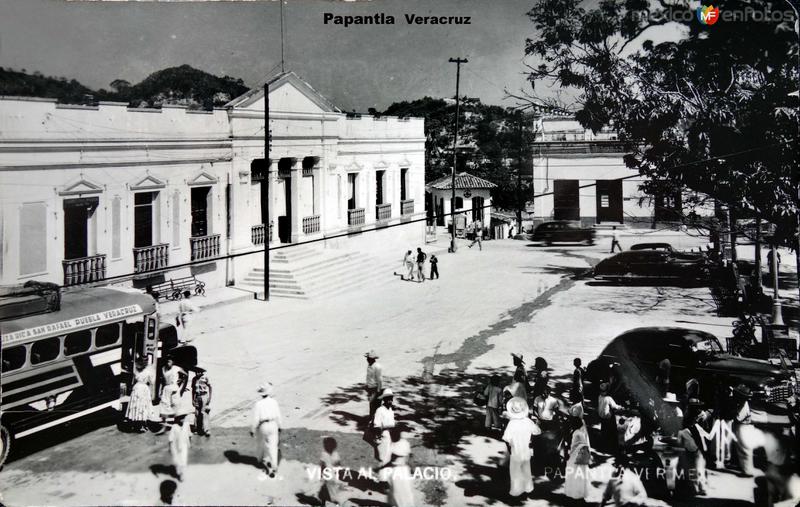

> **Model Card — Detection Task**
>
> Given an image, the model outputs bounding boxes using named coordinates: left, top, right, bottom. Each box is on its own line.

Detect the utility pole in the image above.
left=448, top=57, right=467, bottom=253
left=516, top=111, right=524, bottom=235
left=263, top=82, right=271, bottom=301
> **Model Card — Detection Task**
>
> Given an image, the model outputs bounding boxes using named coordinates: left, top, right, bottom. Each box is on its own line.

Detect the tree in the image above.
left=524, top=0, right=799, bottom=245
left=383, top=97, right=537, bottom=227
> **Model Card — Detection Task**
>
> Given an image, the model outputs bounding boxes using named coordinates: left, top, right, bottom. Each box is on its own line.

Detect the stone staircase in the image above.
left=237, top=245, right=401, bottom=300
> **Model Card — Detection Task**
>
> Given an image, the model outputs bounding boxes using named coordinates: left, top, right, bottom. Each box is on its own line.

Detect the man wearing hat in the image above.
left=191, top=368, right=212, bottom=437
left=365, top=350, right=383, bottom=420
left=511, top=353, right=530, bottom=399
left=169, top=398, right=194, bottom=482
left=731, top=384, right=756, bottom=475
left=250, top=382, right=282, bottom=477
left=597, top=382, right=622, bottom=456
left=372, top=388, right=396, bottom=475
left=502, top=397, right=540, bottom=497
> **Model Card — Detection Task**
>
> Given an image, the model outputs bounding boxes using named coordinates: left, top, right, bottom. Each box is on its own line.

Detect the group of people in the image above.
left=361, top=350, right=416, bottom=506
left=478, top=354, right=595, bottom=502
left=125, top=355, right=213, bottom=481
left=400, top=247, right=438, bottom=282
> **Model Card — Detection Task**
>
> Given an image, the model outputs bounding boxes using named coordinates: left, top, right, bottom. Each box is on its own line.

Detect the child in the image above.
left=169, top=402, right=193, bottom=481
left=483, top=375, right=504, bottom=432
left=319, top=437, right=344, bottom=505
left=429, top=254, right=439, bottom=279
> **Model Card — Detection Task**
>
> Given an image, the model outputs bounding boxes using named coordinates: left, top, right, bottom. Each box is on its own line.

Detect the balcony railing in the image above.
left=251, top=223, right=274, bottom=245
left=63, top=254, right=106, bottom=286
left=376, top=203, right=392, bottom=221
left=401, top=199, right=415, bottom=216
left=302, top=215, right=321, bottom=234
left=190, top=234, right=220, bottom=261
left=133, top=244, right=169, bottom=274
left=348, top=208, right=366, bottom=226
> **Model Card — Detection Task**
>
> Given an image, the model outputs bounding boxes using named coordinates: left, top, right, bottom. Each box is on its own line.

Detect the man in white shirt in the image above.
left=365, top=351, right=383, bottom=420
left=177, top=291, right=199, bottom=344
left=372, top=388, right=396, bottom=477
left=250, top=382, right=282, bottom=477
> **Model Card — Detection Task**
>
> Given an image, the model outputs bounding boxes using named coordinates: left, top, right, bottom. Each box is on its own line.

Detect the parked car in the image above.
left=629, top=242, right=674, bottom=252
left=530, top=221, right=595, bottom=245
left=585, top=327, right=795, bottom=411
left=591, top=249, right=710, bottom=283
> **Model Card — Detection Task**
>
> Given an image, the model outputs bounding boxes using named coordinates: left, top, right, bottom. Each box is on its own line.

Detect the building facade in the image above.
left=531, top=115, right=657, bottom=227
left=0, top=73, right=426, bottom=290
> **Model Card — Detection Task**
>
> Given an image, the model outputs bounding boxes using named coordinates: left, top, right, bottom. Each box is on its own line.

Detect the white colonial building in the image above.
left=0, top=72, right=426, bottom=296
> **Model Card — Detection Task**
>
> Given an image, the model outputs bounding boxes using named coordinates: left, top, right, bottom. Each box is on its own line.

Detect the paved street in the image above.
left=1, top=233, right=793, bottom=506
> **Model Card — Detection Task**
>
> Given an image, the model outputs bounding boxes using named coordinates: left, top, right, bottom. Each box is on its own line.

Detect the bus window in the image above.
left=2, top=345, right=27, bottom=372
left=64, top=330, right=92, bottom=356
left=95, top=323, right=121, bottom=348
left=31, top=337, right=62, bottom=364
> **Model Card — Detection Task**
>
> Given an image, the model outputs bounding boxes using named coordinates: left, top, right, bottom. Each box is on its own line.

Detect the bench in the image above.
left=147, top=276, right=206, bottom=302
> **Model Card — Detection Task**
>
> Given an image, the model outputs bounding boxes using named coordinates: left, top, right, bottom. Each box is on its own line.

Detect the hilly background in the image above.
left=0, top=65, right=249, bottom=110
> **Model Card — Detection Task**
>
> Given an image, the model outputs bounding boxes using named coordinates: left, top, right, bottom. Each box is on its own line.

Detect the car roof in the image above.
left=630, top=243, right=673, bottom=250
left=617, top=327, right=718, bottom=344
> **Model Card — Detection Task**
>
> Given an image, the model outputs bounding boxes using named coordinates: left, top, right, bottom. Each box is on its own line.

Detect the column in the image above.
left=267, top=161, right=276, bottom=244
left=289, top=159, right=302, bottom=243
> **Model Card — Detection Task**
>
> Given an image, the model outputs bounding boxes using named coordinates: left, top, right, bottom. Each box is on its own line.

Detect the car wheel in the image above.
left=544, top=238, right=553, bottom=247
left=0, top=424, right=11, bottom=470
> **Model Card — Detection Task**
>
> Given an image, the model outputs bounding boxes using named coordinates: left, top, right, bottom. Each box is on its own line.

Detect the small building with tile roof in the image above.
left=426, top=172, right=496, bottom=238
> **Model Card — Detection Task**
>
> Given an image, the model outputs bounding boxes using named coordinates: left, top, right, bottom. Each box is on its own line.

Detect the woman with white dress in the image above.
left=126, top=359, right=154, bottom=432
left=564, top=404, right=592, bottom=503
left=502, top=397, right=541, bottom=498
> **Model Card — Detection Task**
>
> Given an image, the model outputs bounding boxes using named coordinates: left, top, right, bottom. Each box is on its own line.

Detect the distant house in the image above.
left=426, top=172, right=496, bottom=236
left=530, top=115, right=707, bottom=228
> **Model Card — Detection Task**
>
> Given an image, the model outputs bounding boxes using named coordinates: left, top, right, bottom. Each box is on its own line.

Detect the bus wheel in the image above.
left=0, top=425, right=11, bottom=469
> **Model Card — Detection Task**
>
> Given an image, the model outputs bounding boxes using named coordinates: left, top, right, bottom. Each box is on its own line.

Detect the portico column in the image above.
left=267, top=162, right=276, bottom=244
left=290, top=159, right=302, bottom=243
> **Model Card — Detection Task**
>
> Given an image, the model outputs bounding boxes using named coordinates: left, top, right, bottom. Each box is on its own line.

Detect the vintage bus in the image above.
left=0, top=286, right=176, bottom=468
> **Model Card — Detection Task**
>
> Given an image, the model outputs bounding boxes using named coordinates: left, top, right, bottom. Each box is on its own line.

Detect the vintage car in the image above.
left=530, top=221, right=596, bottom=245
left=585, top=327, right=795, bottom=410
left=629, top=242, right=674, bottom=252
left=591, top=249, right=710, bottom=283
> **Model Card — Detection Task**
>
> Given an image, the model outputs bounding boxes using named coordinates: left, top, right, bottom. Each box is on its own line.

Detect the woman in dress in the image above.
left=502, top=397, right=541, bottom=498
left=126, top=358, right=154, bottom=432
left=384, top=427, right=416, bottom=507
left=564, top=405, right=591, bottom=504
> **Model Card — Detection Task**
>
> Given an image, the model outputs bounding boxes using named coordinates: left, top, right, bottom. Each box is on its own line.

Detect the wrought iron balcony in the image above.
left=133, top=244, right=169, bottom=274
left=376, top=203, right=392, bottom=221
left=302, top=215, right=321, bottom=234
left=401, top=199, right=415, bottom=216
left=347, top=208, right=366, bottom=226
left=62, top=254, right=106, bottom=286
left=190, top=234, right=220, bottom=261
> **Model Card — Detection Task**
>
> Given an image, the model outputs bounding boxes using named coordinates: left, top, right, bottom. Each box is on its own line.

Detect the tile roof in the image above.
left=426, top=172, right=497, bottom=190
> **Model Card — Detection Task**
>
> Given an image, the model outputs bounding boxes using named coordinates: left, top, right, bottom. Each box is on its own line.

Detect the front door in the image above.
left=64, top=198, right=97, bottom=259
left=553, top=180, right=580, bottom=221
left=278, top=177, right=291, bottom=243
left=596, top=179, right=623, bottom=223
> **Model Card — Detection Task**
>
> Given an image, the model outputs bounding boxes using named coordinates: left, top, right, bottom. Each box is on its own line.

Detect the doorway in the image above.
left=64, top=197, right=98, bottom=259
left=191, top=187, right=211, bottom=237
left=596, top=179, right=623, bottom=223
left=553, top=180, right=579, bottom=221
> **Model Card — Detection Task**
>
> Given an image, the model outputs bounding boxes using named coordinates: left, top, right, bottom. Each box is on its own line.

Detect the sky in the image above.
left=0, top=0, right=551, bottom=111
